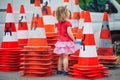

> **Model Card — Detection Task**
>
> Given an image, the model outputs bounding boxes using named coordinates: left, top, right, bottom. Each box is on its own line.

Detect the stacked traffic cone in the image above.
left=97, top=12, right=117, bottom=67
left=22, top=0, right=52, bottom=77
left=69, top=11, right=108, bottom=79
left=17, top=4, right=28, bottom=48
left=0, top=3, right=21, bottom=72
left=71, top=0, right=81, bottom=38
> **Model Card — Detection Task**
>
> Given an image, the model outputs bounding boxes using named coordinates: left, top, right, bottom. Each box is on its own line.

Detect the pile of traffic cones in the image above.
left=0, top=3, right=21, bottom=72
left=21, top=0, right=52, bottom=77
left=97, top=12, right=117, bottom=67
left=69, top=11, right=108, bottom=79
left=17, top=4, right=28, bottom=48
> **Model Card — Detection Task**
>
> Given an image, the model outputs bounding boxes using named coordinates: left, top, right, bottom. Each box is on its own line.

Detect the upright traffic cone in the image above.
left=71, top=0, right=81, bottom=38
left=17, top=4, right=28, bottom=48
left=0, top=3, right=21, bottom=72
left=97, top=12, right=117, bottom=67
left=42, top=0, right=56, bottom=36
left=22, top=0, right=52, bottom=77
left=69, top=10, right=85, bottom=69
left=70, top=11, right=108, bottom=79
left=73, top=10, right=85, bottom=56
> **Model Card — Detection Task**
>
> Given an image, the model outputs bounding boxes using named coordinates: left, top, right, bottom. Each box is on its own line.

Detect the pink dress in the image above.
left=53, top=20, right=78, bottom=54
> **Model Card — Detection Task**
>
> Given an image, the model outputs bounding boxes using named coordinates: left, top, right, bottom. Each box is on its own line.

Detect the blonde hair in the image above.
left=56, top=6, right=69, bottom=22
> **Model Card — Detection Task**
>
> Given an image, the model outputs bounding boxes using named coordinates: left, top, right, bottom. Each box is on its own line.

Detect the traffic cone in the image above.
left=0, top=3, right=21, bottom=72
left=2, top=3, right=18, bottom=48
left=28, top=0, right=48, bottom=46
left=17, top=4, right=28, bottom=48
left=71, top=0, right=81, bottom=38
left=42, top=0, right=56, bottom=36
left=70, top=11, right=108, bottom=79
left=97, top=12, right=117, bottom=67
left=22, top=0, right=52, bottom=77
left=69, top=10, right=85, bottom=69
left=74, top=10, right=85, bottom=55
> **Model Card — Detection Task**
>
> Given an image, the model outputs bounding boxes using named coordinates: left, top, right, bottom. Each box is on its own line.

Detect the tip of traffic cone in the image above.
left=84, top=11, right=91, bottom=22
left=6, top=3, right=13, bottom=13
left=103, top=12, right=108, bottom=21
left=20, top=5, right=25, bottom=13
left=75, top=0, right=79, bottom=4
left=35, top=0, right=40, bottom=6
left=64, top=0, right=69, bottom=2
left=80, top=10, right=85, bottom=19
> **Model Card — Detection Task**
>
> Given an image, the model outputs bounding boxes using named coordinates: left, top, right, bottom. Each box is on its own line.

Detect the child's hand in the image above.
left=75, top=40, right=82, bottom=45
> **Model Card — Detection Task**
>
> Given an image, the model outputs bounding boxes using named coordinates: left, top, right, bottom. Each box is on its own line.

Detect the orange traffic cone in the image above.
left=69, top=10, right=85, bottom=68
left=2, top=3, right=18, bottom=48
left=28, top=0, right=48, bottom=46
left=71, top=0, right=81, bottom=38
left=97, top=12, right=117, bottom=67
left=17, top=4, right=28, bottom=48
left=70, top=11, right=108, bottom=79
left=22, top=0, right=52, bottom=77
left=75, top=10, right=85, bottom=54
left=42, top=0, right=56, bottom=36
left=0, top=3, right=21, bottom=72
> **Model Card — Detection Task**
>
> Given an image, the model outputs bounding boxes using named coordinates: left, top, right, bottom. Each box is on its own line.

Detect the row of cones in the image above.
left=0, top=0, right=117, bottom=79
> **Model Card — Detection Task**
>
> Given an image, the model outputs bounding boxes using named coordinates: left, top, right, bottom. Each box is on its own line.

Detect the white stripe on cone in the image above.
left=17, top=31, right=28, bottom=39
left=43, top=16, right=55, bottom=24
left=83, top=23, right=94, bottom=34
left=71, top=19, right=79, bottom=28
left=99, top=39, right=113, bottom=48
left=3, top=32, right=18, bottom=42
left=28, top=28, right=46, bottom=38
left=73, top=5, right=81, bottom=12
left=6, top=13, right=15, bottom=22
left=80, top=45, right=97, bottom=57
left=79, top=19, right=84, bottom=28
left=34, top=7, right=42, bottom=17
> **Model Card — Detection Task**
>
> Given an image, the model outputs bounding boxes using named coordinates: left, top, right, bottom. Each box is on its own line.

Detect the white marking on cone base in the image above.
left=80, top=45, right=97, bottom=57
left=43, top=16, right=55, bottom=24
left=83, top=23, right=93, bottom=34
left=6, top=13, right=15, bottom=22
left=28, top=28, right=46, bottom=38
left=3, top=32, right=17, bottom=42
left=17, top=30, right=28, bottom=39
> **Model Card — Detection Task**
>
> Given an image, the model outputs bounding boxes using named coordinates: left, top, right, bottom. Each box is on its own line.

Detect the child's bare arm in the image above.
left=67, top=26, right=76, bottom=42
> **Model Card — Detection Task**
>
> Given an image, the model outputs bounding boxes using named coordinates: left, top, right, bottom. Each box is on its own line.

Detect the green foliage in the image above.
left=116, top=0, right=120, bottom=4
